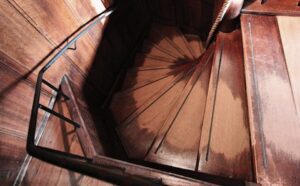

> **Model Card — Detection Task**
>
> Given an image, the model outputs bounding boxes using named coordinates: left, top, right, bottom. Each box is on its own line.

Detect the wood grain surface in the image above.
left=0, top=0, right=111, bottom=184
left=241, top=14, right=300, bottom=185
left=198, top=30, right=252, bottom=181
left=242, top=0, right=300, bottom=16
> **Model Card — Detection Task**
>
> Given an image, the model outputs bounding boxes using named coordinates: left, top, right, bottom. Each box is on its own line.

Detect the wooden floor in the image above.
left=110, top=23, right=253, bottom=181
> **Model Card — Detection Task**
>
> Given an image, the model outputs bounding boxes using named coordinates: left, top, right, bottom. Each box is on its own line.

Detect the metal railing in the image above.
left=26, top=6, right=161, bottom=185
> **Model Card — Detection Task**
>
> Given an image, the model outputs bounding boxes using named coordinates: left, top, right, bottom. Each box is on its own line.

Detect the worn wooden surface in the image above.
left=241, top=14, right=300, bottom=185
left=242, top=0, right=300, bottom=16
left=198, top=30, right=252, bottom=181
left=93, top=155, right=211, bottom=186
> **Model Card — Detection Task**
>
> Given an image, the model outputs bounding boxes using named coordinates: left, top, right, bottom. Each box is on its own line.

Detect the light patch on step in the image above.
left=209, top=78, right=249, bottom=160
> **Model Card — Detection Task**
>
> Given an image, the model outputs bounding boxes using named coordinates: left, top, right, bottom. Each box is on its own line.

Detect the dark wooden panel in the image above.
left=243, top=0, right=300, bottom=16
left=155, top=0, right=177, bottom=24
left=198, top=30, right=253, bottom=181
left=241, top=14, right=300, bottom=185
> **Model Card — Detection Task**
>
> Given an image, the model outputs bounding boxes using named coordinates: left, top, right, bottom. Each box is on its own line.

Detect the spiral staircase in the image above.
left=109, top=23, right=252, bottom=180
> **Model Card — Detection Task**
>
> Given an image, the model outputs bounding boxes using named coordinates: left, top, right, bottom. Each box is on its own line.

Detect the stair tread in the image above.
left=122, top=63, right=190, bottom=90
left=115, top=70, right=193, bottom=158
left=141, top=39, right=178, bottom=60
left=147, top=29, right=184, bottom=59
left=135, top=53, right=183, bottom=64
left=143, top=39, right=183, bottom=59
left=152, top=24, right=196, bottom=60
left=198, top=31, right=252, bottom=180
left=110, top=73, right=176, bottom=124
left=185, top=34, right=205, bottom=59
left=119, top=63, right=195, bottom=127
left=145, top=46, right=214, bottom=170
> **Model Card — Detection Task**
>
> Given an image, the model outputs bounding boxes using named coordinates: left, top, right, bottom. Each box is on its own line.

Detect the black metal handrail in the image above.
left=25, top=6, right=159, bottom=185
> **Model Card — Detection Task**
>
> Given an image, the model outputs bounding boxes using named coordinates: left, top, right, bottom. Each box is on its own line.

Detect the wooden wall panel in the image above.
left=0, top=133, right=26, bottom=185
left=9, top=0, right=105, bottom=75
left=0, top=0, right=111, bottom=184
left=241, top=14, right=300, bottom=185
left=0, top=56, right=50, bottom=185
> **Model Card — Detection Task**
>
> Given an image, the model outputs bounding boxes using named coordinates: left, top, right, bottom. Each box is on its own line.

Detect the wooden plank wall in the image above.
left=0, top=0, right=111, bottom=185
left=241, top=14, right=300, bottom=185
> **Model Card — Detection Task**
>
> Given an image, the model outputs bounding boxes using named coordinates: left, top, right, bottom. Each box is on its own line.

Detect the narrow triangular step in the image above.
left=152, top=24, right=196, bottom=60
left=122, top=62, right=191, bottom=90
left=147, top=28, right=184, bottom=59
left=134, top=53, right=181, bottom=67
left=143, top=39, right=183, bottom=60
left=115, top=66, right=196, bottom=158
left=185, top=34, right=205, bottom=59
left=141, top=39, right=177, bottom=60
left=198, top=30, right=253, bottom=180
left=144, top=45, right=214, bottom=170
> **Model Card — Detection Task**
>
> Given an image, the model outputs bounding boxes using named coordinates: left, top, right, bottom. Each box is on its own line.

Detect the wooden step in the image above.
left=185, top=34, right=205, bottom=59
left=122, top=62, right=191, bottom=90
left=141, top=39, right=177, bottom=60
left=198, top=30, right=253, bottom=181
left=115, top=66, right=196, bottom=158
left=147, top=28, right=184, bottom=59
left=110, top=62, right=194, bottom=123
left=134, top=53, right=182, bottom=67
left=152, top=24, right=196, bottom=60
left=143, top=39, right=183, bottom=59
left=145, top=45, right=215, bottom=170
left=110, top=72, right=176, bottom=124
